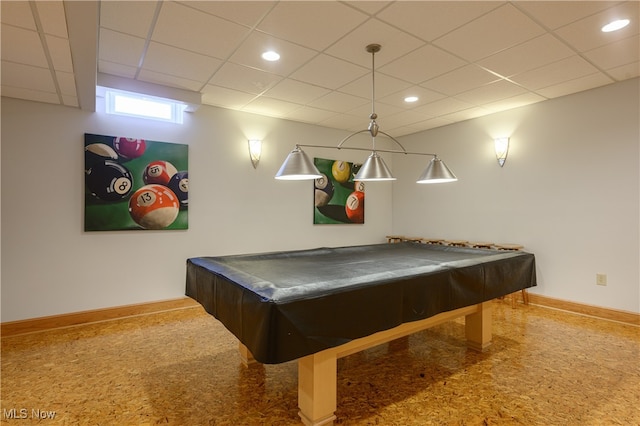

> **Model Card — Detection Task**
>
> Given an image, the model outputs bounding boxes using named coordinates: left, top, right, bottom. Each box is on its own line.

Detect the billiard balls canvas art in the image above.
left=313, top=157, right=364, bottom=224
left=84, top=133, right=188, bottom=231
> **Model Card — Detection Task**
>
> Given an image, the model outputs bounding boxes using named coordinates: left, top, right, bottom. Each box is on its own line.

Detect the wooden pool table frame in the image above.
left=239, top=301, right=492, bottom=426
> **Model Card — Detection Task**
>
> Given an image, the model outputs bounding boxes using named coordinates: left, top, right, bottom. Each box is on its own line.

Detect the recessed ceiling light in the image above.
left=404, top=96, right=419, bottom=103
left=601, top=19, right=630, bottom=32
left=262, top=50, right=280, bottom=61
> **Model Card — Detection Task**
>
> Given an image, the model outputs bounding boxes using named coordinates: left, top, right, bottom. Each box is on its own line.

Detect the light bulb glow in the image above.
left=262, top=50, right=280, bottom=61
left=602, top=19, right=630, bottom=32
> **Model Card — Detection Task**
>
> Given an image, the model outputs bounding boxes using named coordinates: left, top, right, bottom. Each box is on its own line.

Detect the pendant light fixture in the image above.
left=275, top=44, right=457, bottom=184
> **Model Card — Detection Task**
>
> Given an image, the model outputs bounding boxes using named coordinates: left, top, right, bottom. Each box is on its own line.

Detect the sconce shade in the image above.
left=416, top=157, right=458, bottom=184
left=248, top=139, right=262, bottom=169
left=275, top=146, right=322, bottom=180
left=354, top=151, right=396, bottom=181
left=494, top=137, right=509, bottom=167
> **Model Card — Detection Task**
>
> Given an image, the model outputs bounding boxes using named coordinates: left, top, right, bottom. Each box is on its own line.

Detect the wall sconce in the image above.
left=248, top=139, right=262, bottom=169
left=494, top=137, right=509, bottom=167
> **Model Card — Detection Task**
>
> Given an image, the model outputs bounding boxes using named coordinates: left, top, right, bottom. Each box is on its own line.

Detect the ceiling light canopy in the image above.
left=275, top=44, right=457, bottom=185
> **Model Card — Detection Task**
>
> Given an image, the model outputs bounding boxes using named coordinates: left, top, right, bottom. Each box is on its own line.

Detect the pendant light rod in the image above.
left=293, top=143, right=438, bottom=157
left=337, top=129, right=408, bottom=152
left=367, top=43, right=380, bottom=119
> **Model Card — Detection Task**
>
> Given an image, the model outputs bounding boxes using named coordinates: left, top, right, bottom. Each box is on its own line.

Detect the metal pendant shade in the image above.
left=274, top=146, right=322, bottom=180
left=416, top=157, right=458, bottom=184
left=354, top=151, right=396, bottom=181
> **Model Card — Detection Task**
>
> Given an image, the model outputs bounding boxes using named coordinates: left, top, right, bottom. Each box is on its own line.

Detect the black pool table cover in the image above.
left=186, top=242, right=536, bottom=364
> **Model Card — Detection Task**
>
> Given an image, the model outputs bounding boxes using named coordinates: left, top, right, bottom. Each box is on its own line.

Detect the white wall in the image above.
left=2, top=79, right=638, bottom=322
left=1, top=97, right=392, bottom=322
left=393, top=78, right=639, bottom=313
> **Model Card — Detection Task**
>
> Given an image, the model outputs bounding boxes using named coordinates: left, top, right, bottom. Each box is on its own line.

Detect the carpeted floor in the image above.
left=2, top=301, right=639, bottom=425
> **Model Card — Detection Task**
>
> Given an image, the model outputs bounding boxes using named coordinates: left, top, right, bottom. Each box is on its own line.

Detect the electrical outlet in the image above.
left=596, top=274, right=607, bottom=286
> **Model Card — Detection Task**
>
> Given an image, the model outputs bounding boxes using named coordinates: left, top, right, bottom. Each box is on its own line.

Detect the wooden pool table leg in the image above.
left=238, top=342, right=257, bottom=366
left=465, top=301, right=492, bottom=351
left=298, top=350, right=338, bottom=426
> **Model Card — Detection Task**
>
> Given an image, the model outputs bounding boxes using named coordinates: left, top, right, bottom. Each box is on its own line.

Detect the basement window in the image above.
left=105, top=89, right=186, bottom=124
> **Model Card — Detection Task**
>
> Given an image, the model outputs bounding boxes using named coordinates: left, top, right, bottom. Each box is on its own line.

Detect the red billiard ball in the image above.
left=345, top=190, right=364, bottom=223
left=128, top=184, right=180, bottom=229
left=168, top=171, right=188, bottom=209
left=85, top=159, right=133, bottom=201
left=113, top=137, right=146, bottom=159
left=143, top=160, right=177, bottom=186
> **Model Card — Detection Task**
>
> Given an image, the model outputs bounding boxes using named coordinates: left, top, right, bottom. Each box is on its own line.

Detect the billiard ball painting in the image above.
left=84, top=133, right=188, bottom=231
left=313, top=157, right=365, bottom=224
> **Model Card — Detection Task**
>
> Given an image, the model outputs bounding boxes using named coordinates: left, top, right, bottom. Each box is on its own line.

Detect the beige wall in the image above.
left=0, top=97, right=392, bottom=322
left=1, top=78, right=638, bottom=322
left=393, top=78, right=639, bottom=313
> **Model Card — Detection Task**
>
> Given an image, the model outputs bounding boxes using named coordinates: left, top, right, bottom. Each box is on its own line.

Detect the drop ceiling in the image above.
left=1, top=1, right=638, bottom=136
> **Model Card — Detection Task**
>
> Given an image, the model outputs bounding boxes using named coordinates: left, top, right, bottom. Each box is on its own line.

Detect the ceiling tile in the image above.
left=99, top=1, right=158, bottom=38
left=378, top=86, right=446, bottom=109
left=308, top=91, right=369, bottom=113
left=290, top=54, right=368, bottom=90
left=152, top=1, right=250, bottom=59
left=413, top=97, right=475, bottom=117
left=377, top=1, right=501, bottom=42
left=137, top=69, right=203, bottom=92
left=344, top=1, right=392, bottom=16
left=201, top=84, right=257, bottom=109
left=228, top=31, right=318, bottom=76
left=35, top=1, right=67, bottom=38
left=454, top=79, right=528, bottom=105
left=606, top=61, right=640, bottom=81
left=439, top=106, right=491, bottom=123
left=535, top=73, right=614, bottom=99
left=242, top=96, right=302, bottom=117
left=477, top=34, right=575, bottom=78
left=347, top=100, right=404, bottom=122
left=0, top=85, right=59, bottom=104
left=262, top=79, right=330, bottom=105
left=209, top=62, right=282, bottom=95
left=421, top=64, right=501, bottom=96
left=511, top=55, right=602, bottom=90
left=55, top=70, right=77, bottom=96
left=338, top=72, right=412, bottom=100
left=98, top=60, right=138, bottom=79
left=283, top=105, right=337, bottom=124
left=583, top=35, right=640, bottom=70
left=482, top=92, right=546, bottom=113
left=257, top=2, right=368, bottom=51
left=62, top=94, right=78, bottom=107
left=181, top=1, right=276, bottom=27
left=45, top=35, right=73, bottom=73
left=379, top=44, right=466, bottom=84
left=324, top=18, right=424, bottom=68
left=1, top=25, right=48, bottom=67
left=553, top=2, right=639, bottom=52
left=382, top=109, right=435, bottom=129
left=434, top=3, right=546, bottom=62
left=318, top=113, right=366, bottom=132
left=0, top=1, right=36, bottom=30
left=98, top=29, right=146, bottom=67
left=514, top=1, right=616, bottom=30
left=1, top=61, right=55, bottom=92
left=143, top=42, right=223, bottom=83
